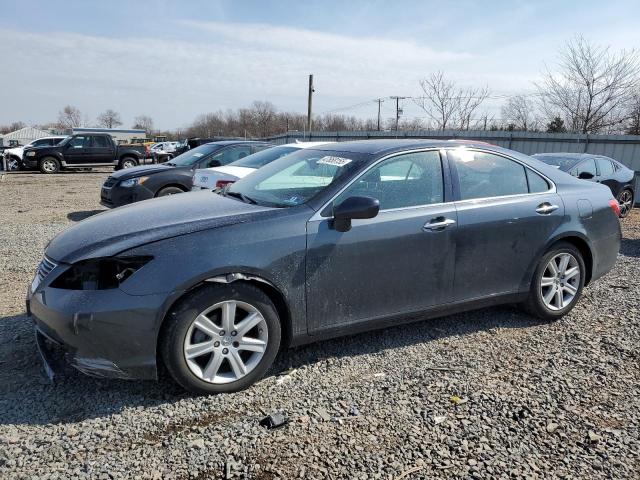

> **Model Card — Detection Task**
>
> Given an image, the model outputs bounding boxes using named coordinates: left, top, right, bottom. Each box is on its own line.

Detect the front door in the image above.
left=306, top=150, right=457, bottom=333
left=447, top=148, right=565, bottom=301
left=64, top=135, right=89, bottom=164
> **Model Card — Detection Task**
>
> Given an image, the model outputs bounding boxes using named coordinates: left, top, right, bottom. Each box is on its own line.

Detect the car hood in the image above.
left=109, top=164, right=180, bottom=180
left=5, top=146, right=24, bottom=156
left=46, top=191, right=275, bottom=264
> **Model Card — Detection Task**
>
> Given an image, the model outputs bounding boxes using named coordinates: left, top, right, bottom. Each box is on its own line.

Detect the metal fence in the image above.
left=263, top=129, right=640, bottom=170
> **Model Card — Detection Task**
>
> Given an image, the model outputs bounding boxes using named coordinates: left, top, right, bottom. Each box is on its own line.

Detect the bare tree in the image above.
left=97, top=109, right=123, bottom=129
left=0, top=121, right=26, bottom=134
left=626, top=93, right=640, bottom=135
left=501, top=95, right=536, bottom=131
left=537, top=36, right=640, bottom=133
left=57, top=105, right=82, bottom=129
left=133, top=115, right=154, bottom=134
left=414, top=71, right=490, bottom=130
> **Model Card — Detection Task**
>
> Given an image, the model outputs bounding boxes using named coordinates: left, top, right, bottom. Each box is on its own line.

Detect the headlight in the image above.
left=26, top=151, right=36, bottom=157
left=120, top=176, right=148, bottom=188
left=50, top=256, right=153, bottom=290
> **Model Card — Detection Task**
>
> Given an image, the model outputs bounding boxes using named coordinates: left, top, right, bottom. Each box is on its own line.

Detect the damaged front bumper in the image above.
left=35, top=327, right=132, bottom=381
left=27, top=281, right=167, bottom=381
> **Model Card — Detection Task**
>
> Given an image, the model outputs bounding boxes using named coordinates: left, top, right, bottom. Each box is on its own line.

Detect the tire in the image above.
left=119, top=157, right=138, bottom=169
left=156, top=186, right=184, bottom=197
left=524, top=241, right=586, bottom=321
left=159, top=283, right=281, bottom=394
left=617, top=189, right=634, bottom=218
left=7, top=156, right=21, bottom=171
left=39, top=157, right=60, bottom=174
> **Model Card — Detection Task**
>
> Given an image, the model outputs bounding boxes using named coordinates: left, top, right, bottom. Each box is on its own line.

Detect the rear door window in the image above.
left=450, top=150, right=528, bottom=200
left=526, top=169, right=550, bottom=193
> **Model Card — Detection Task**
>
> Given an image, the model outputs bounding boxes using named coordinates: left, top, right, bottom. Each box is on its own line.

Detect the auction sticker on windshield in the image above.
left=317, top=156, right=352, bottom=167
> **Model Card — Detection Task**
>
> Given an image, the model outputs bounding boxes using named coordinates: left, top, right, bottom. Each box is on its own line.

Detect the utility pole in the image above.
left=307, top=74, right=314, bottom=139
left=390, top=96, right=408, bottom=136
left=377, top=98, right=383, bottom=131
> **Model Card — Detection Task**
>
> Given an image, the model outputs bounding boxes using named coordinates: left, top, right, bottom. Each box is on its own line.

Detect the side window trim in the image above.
left=447, top=148, right=556, bottom=203
left=312, top=148, right=452, bottom=220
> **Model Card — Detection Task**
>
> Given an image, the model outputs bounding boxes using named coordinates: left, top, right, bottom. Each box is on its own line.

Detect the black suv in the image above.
left=101, top=140, right=272, bottom=208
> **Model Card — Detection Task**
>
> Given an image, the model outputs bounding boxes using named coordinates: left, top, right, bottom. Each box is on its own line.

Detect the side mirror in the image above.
left=578, top=171, right=594, bottom=180
left=332, top=196, right=380, bottom=232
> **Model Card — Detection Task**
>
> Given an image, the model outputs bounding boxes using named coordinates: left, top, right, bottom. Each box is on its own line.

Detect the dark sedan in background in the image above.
left=100, top=140, right=272, bottom=207
left=29, top=140, right=621, bottom=394
left=533, top=153, right=635, bottom=218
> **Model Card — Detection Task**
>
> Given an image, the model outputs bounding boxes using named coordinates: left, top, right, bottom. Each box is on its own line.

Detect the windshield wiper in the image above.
left=165, top=162, right=176, bottom=166
left=225, top=191, right=257, bottom=205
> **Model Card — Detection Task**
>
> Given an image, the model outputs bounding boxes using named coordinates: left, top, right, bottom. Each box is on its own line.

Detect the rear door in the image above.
left=86, top=135, right=114, bottom=164
left=64, top=135, right=89, bottom=164
left=306, top=150, right=457, bottom=332
left=447, top=148, right=564, bottom=301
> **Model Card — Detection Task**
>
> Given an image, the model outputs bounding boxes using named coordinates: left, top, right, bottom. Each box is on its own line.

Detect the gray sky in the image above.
left=1, top=0, right=639, bottom=130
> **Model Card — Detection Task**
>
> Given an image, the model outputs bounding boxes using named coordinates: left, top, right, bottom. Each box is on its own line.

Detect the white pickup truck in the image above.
left=191, top=142, right=329, bottom=190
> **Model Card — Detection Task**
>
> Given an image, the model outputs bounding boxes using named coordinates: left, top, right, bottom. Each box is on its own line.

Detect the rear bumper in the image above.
left=101, top=184, right=154, bottom=208
left=27, top=282, right=166, bottom=380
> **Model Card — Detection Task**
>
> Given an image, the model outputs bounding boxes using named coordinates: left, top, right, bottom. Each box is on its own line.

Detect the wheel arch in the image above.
left=545, top=233, right=594, bottom=285
left=157, top=272, right=293, bottom=355
left=154, top=183, right=189, bottom=196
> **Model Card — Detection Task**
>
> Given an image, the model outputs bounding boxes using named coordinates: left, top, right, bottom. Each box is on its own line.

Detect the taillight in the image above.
left=216, top=179, right=235, bottom=189
left=609, top=199, right=621, bottom=217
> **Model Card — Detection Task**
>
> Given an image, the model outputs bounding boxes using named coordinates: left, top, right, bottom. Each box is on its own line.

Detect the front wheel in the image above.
left=617, top=189, right=633, bottom=218
left=524, top=242, right=585, bottom=321
left=160, top=283, right=281, bottom=394
left=156, top=186, right=184, bottom=197
left=39, top=157, right=60, bottom=174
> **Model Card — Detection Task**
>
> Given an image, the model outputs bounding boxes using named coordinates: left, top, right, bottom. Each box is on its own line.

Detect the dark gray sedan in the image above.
left=27, top=140, right=621, bottom=394
left=532, top=153, right=635, bottom=218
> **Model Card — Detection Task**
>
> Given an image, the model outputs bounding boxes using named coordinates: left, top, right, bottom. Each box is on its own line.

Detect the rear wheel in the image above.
left=160, top=283, right=281, bottom=394
left=39, top=157, right=60, bottom=174
left=524, top=242, right=585, bottom=321
left=617, top=189, right=633, bottom=218
left=157, top=186, right=184, bottom=197
left=119, top=157, right=138, bottom=169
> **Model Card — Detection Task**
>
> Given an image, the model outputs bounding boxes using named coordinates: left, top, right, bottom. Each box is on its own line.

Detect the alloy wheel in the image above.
left=183, top=300, right=268, bottom=384
left=618, top=190, right=633, bottom=218
left=540, top=253, right=581, bottom=311
left=122, top=160, right=136, bottom=169
left=42, top=159, right=56, bottom=173
left=7, top=158, right=19, bottom=171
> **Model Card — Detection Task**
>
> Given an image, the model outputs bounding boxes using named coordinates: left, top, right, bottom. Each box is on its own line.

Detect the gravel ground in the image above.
left=0, top=171, right=639, bottom=479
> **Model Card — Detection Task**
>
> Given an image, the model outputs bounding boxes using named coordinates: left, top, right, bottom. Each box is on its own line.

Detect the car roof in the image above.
left=203, top=140, right=270, bottom=146
left=302, top=139, right=500, bottom=155
left=282, top=141, right=331, bottom=149
left=533, top=152, right=614, bottom=161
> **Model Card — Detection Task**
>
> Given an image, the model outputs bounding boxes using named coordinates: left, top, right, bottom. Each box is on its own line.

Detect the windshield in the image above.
left=169, top=143, right=222, bottom=167
left=533, top=154, right=581, bottom=171
left=58, top=136, right=72, bottom=146
left=226, top=149, right=367, bottom=207
left=230, top=146, right=298, bottom=169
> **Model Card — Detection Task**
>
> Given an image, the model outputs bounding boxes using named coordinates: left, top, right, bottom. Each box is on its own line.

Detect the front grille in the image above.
left=103, top=177, right=117, bottom=188
left=37, top=256, right=57, bottom=281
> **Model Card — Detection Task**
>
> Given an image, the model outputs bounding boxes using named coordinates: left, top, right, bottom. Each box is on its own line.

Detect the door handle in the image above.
left=535, top=203, right=559, bottom=215
left=423, top=217, right=456, bottom=231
